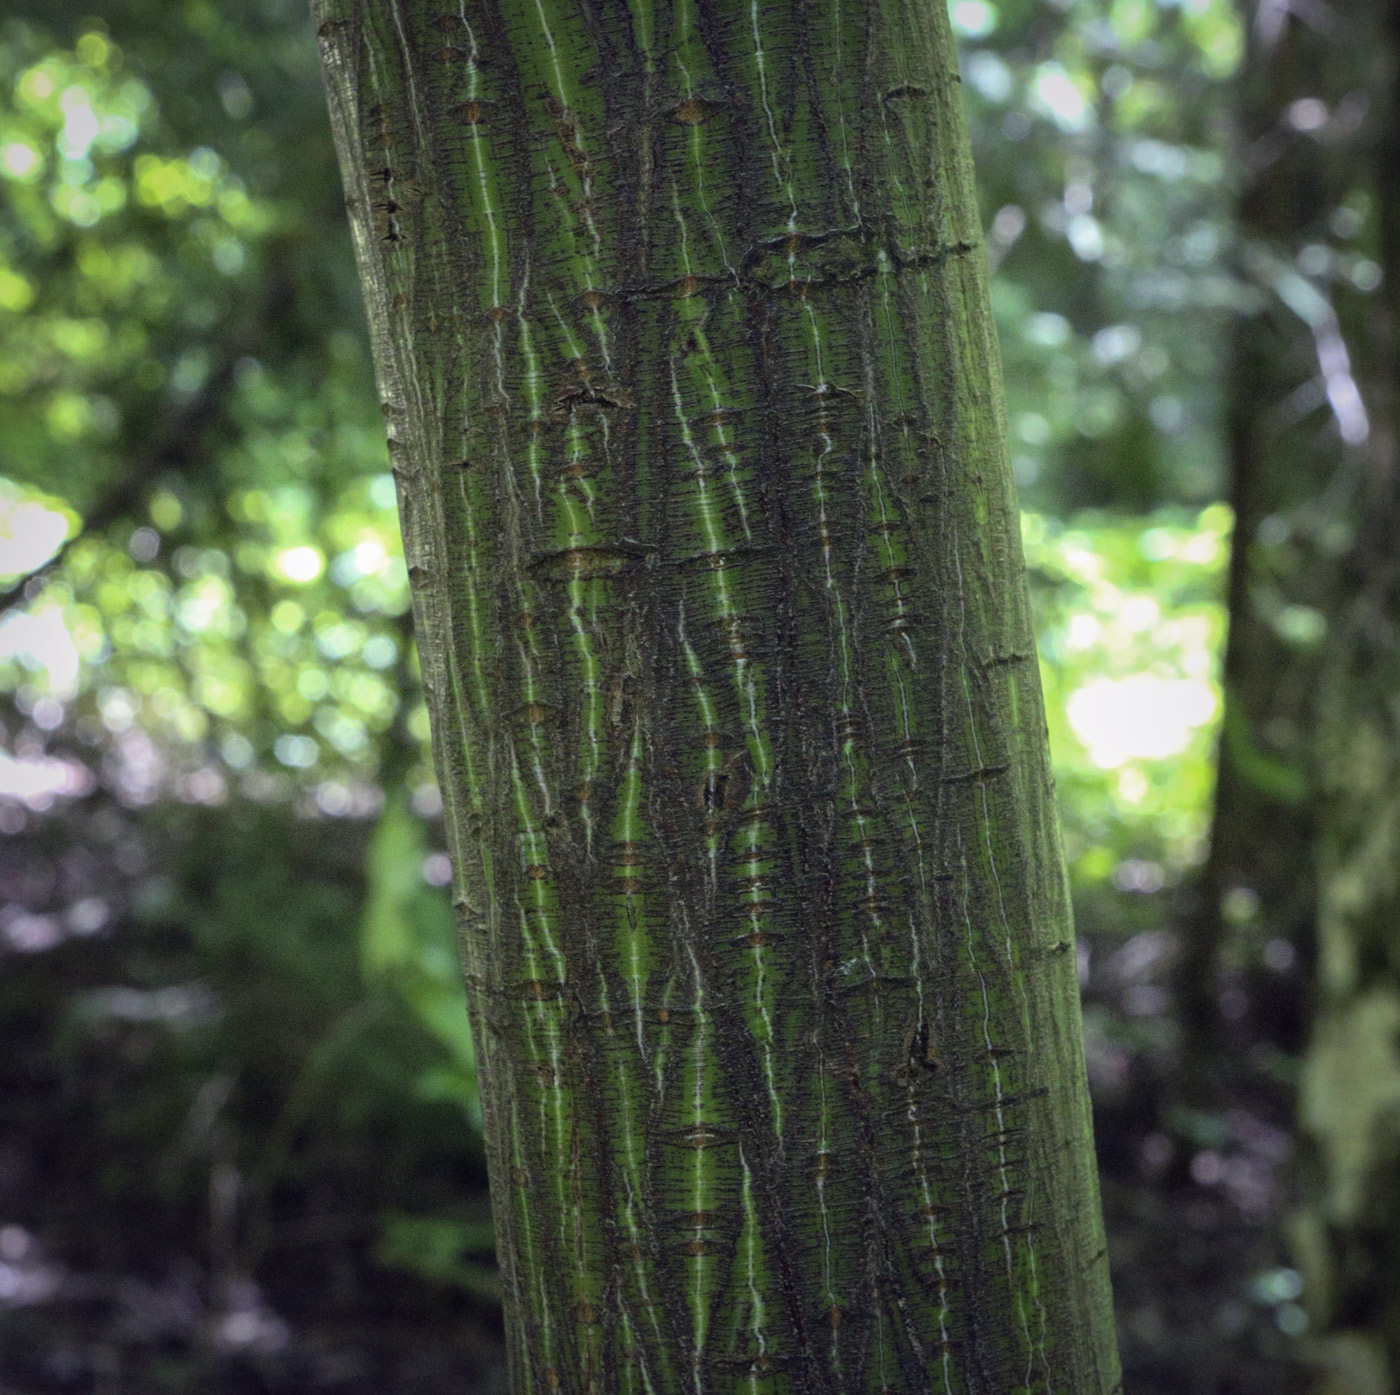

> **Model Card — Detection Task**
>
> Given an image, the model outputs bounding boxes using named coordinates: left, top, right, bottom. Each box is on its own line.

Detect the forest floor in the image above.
left=0, top=815, right=1308, bottom=1394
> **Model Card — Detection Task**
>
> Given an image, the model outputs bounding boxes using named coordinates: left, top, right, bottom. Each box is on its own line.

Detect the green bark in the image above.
left=310, top=1, right=1118, bottom=1390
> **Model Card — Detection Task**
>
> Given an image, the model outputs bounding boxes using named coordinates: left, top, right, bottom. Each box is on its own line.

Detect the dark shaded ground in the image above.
left=1084, top=924, right=1307, bottom=1395
left=0, top=796, right=1307, bottom=1393
left=0, top=797, right=504, bottom=1393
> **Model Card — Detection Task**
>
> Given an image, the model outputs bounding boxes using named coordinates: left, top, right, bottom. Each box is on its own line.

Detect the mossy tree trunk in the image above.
left=1291, top=5, right=1400, bottom=1392
left=1182, top=1, right=1400, bottom=1387
left=1174, top=0, right=1368, bottom=1100
left=310, top=1, right=1118, bottom=1390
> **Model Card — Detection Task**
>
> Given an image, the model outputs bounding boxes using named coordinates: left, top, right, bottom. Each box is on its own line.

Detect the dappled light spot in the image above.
left=273, top=545, right=325, bottom=585
left=0, top=491, right=69, bottom=579
left=1068, top=674, right=1217, bottom=768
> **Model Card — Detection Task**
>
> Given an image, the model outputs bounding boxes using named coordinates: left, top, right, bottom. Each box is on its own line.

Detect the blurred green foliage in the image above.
left=0, top=2, right=1239, bottom=1137
left=958, top=0, right=1243, bottom=511
left=0, top=1, right=1335, bottom=1388
left=1028, top=505, right=1229, bottom=896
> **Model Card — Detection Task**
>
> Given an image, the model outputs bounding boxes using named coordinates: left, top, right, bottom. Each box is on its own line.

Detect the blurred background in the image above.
left=0, top=0, right=1394, bottom=1391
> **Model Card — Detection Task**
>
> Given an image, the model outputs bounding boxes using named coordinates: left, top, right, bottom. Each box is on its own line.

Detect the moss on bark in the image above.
left=312, top=1, right=1120, bottom=1389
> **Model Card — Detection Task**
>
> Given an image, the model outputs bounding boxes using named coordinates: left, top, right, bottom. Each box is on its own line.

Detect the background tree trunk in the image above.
left=1179, top=0, right=1400, bottom=1387
left=1291, top=5, right=1400, bottom=1392
left=311, top=1, right=1119, bottom=1390
left=1175, top=0, right=1363, bottom=1102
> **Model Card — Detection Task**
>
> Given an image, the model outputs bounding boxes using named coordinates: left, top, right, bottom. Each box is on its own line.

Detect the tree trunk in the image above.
left=1174, top=0, right=1367, bottom=1102
left=310, top=1, right=1119, bottom=1390
left=1291, top=5, right=1400, bottom=1391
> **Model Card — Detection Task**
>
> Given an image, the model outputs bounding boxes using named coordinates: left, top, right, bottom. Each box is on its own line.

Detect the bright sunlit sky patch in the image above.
left=0, top=747, right=92, bottom=806
left=0, top=486, right=70, bottom=580
left=1068, top=674, right=1218, bottom=769
left=1031, top=62, right=1092, bottom=133
left=0, top=609, right=81, bottom=698
left=0, top=487, right=82, bottom=705
left=273, top=545, right=325, bottom=585
left=950, top=0, right=997, bottom=38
